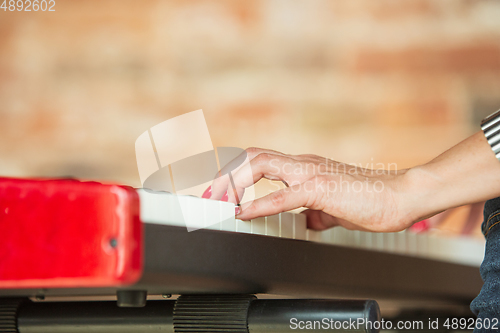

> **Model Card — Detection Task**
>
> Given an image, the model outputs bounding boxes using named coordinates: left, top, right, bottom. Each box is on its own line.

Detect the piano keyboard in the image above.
left=138, top=189, right=485, bottom=267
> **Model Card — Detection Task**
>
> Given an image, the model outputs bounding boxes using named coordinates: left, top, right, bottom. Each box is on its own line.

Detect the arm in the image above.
left=403, top=131, right=500, bottom=223
left=208, top=131, right=500, bottom=232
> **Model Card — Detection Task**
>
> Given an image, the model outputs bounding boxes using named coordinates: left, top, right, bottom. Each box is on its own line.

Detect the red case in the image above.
left=0, top=177, right=143, bottom=289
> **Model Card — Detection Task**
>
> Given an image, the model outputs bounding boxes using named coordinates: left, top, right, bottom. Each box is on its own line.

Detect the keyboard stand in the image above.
left=1, top=223, right=482, bottom=303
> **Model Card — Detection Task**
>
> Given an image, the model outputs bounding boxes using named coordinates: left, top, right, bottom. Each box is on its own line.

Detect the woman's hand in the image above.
left=206, top=131, right=500, bottom=233
left=208, top=147, right=414, bottom=232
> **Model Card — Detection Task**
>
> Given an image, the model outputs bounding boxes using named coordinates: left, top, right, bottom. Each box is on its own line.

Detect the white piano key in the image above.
left=427, top=234, right=452, bottom=262
left=167, top=195, right=186, bottom=227
left=450, top=236, right=485, bottom=266
left=356, top=231, right=366, bottom=249
left=137, top=189, right=161, bottom=223
left=385, top=232, right=396, bottom=252
left=179, top=195, right=203, bottom=231
left=331, top=228, right=344, bottom=245
left=352, top=230, right=362, bottom=247
left=220, top=201, right=235, bottom=226
left=220, top=218, right=236, bottom=232
left=190, top=196, right=205, bottom=231
left=176, top=195, right=190, bottom=227
left=266, top=214, right=280, bottom=237
left=220, top=218, right=235, bottom=231
left=373, top=233, right=385, bottom=251
left=236, top=219, right=251, bottom=234
left=406, top=231, right=418, bottom=256
left=358, top=231, right=367, bottom=249
left=251, top=217, right=267, bottom=235
left=375, top=232, right=387, bottom=252
left=363, top=231, right=375, bottom=250
left=306, top=229, right=322, bottom=242
left=220, top=201, right=236, bottom=232
left=395, top=231, right=407, bottom=253
left=293, top=214, right=307, bottom=240
left=137, top=189, right=185, bottom=227
left=416, top=233, right=428, bottom=257
left=280, top=213, right=294, bottom=239
left=204, top=199, right=220, bottom=230
left=426, top=234, right=441, bottom=260
left=320, top=229, right=333, bottom=243
left=426, top=234, right=480, bottom=265
left=361, top=231, right=374, bottom=249
left=339, top=228, right=356, bottom=247
left=305, top=229, right=313, bottom=241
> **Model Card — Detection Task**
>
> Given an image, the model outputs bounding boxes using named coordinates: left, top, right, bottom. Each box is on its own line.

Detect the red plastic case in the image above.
left=0, top=177, right=143, bottom=289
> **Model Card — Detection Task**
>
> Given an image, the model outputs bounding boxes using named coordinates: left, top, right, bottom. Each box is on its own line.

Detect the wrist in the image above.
left=399, top=165, right=446, bottom=225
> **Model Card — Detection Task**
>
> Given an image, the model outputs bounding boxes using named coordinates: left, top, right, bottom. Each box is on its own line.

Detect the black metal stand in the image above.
left=1, top=296, right=380, bottom=333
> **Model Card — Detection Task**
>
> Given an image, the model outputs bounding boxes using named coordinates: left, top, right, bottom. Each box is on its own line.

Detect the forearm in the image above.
left=404, top=131, right=500, bottom=222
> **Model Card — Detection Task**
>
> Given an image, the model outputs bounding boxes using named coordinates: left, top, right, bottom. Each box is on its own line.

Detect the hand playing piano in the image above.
left=206, top=147, right=412, bottom=232
left=206, top=131, right=500, bottom=233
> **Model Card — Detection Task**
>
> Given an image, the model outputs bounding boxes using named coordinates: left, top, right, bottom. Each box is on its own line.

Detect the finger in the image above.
left=211, top=150, right=248, bottom=200
left=210, top=173, right=231, bottom=200
left=236, top=183, right=309, bottom=220
left=229, top=153, right=317, bottom=204
left=227, top=154, right=297, bottom=204
left=211, top=148, right=285, bottom=200
left=212, top=159, right=249, bottom=201
left=244, top=147, right=288, bottom=160
left=219, top=148, right=286, bottom=179
left=226, top=174, right=246, bottom=205
left=219, top=152, right=290, bottom=203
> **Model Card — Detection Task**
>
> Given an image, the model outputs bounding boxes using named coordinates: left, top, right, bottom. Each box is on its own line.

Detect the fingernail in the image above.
left=221, top=191, right=228, bottom=202
left=202, top=186, right=212, bottom=199
left=235, top=205, right=241, bottom=215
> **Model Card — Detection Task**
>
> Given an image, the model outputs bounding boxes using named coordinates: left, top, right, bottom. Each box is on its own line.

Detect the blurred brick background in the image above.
left=1, top=0, right=499, bottom=198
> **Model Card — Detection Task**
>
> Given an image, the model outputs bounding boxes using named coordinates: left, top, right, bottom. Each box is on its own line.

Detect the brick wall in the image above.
left=0, top=0, right=499, bottom=196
